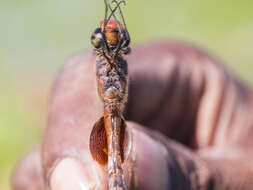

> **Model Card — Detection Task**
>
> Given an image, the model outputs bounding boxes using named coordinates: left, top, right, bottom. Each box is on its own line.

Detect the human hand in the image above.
left=12, top=41, right=253, bottom=190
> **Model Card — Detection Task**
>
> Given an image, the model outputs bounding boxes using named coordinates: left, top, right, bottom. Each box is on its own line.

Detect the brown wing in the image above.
left=89, top=116, right=128, bottom=165
left=89, top=116, right=108, bottom=165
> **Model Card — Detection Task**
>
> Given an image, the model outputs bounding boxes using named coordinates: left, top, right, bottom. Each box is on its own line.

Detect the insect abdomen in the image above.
left=104, top=109, right=127, bottom=190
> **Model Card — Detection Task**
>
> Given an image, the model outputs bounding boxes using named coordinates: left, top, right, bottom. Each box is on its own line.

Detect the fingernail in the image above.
left=124, top=125, right=134, bottom=161
left=50, top=158, right=96, bottom=190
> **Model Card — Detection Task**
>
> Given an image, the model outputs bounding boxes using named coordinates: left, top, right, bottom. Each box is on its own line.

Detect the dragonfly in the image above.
left=89, top=0, right=131, bottom=189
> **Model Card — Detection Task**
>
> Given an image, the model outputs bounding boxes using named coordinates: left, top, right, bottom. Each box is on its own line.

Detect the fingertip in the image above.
left=50, top=158, right=104, bottom=190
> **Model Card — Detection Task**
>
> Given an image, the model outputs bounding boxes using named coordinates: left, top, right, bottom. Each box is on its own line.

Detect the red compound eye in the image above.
left=100, top=20, right=123, bottom=31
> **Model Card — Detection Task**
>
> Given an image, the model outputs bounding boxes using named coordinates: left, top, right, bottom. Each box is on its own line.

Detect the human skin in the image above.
left=12, top=41, right=253, bottom=190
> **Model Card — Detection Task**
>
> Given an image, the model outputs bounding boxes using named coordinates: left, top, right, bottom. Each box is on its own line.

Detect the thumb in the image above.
left=50, top=122, right=170, bottom=190
left=126, top=121, right=169, bottom=190
left=50, top=158, right=107, bottom=190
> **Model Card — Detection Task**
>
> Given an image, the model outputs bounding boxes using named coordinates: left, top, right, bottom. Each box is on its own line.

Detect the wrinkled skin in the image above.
left=12, top=41, right=253, bottom=190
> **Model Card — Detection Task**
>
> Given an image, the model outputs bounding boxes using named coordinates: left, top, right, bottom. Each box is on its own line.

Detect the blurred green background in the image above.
left=1, top=0, right=253, bottom=189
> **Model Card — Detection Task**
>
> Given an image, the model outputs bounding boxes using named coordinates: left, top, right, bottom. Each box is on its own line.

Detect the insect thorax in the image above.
left=95, top=55, right=128, bottom=112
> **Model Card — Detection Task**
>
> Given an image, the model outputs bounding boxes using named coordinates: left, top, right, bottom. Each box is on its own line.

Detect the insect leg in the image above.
left=107, top=0, right=123, bottom=34
left=107, top=0, right=126, bottom=21
left=112, top=0, right=130, bottom=41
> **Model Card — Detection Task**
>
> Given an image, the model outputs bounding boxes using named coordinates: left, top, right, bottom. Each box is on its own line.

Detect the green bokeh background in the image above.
left=1, top=0, right=253, bottom=189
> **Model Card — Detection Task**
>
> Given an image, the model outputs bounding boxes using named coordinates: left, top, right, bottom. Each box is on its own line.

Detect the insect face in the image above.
left=100, top=20, right=123, bottom=48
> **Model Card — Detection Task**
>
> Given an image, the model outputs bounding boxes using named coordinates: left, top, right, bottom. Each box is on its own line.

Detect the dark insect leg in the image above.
left=110, top=0, right=130, bottom=57
left=112, top=0, right=130, bottom=41
left=107, top=0, right=123, bottom=34
left=104, top=0, right=109, bottom=21
left=107, top=0, right=126, bottom=21
left=102, top=0, right=112, bottom=52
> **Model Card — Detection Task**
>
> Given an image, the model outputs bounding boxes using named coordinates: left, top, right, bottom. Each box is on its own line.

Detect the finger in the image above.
left=126, top=42, right=207, bottom=130
left=49, top=157, right=107, bottom=190
left=128, top=121, right=213, bottom=190
left=12, top=145, right=45, bottom=190
left=128, top=122, right=169, bottom=189
left=42, top=51, right=99, bottom=178
left=42, top=52, right=108, bottom=189
left=126, top=42, right=253, bottom=150
left=44, top=121, right=169, bottom=190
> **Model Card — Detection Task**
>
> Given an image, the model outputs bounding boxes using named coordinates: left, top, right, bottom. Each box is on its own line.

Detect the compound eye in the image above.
left=94, top=27, right=102, bottom=34
left=91, top=28, right=104, bottom=49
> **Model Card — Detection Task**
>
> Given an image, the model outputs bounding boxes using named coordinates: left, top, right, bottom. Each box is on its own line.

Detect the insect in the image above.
left=89, top=0, right=131, bottom=189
